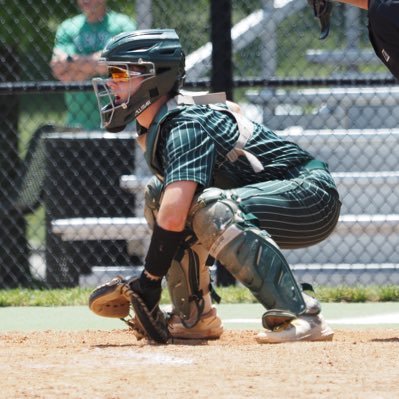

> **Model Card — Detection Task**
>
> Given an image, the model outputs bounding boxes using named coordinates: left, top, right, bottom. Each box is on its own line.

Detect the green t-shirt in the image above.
left=53, top=10, right=136, bottom=130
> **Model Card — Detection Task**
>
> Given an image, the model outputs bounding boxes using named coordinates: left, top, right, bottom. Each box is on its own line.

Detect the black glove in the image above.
left=307, top=0, right=333, bottom=40
left=128, top=277, right=170, bottom=344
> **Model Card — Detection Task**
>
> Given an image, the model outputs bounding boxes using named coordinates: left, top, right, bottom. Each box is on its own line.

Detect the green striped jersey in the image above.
left=155, top=104, right=314, bottom=189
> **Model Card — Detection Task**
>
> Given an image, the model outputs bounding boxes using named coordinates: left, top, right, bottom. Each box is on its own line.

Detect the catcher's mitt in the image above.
left=89, top=276, right=170, bottom=344
left=307, top=0, right=333, bottom=40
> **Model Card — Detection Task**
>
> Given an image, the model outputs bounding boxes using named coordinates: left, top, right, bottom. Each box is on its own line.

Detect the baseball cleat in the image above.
left=168, top=307, right=223, bottom=339
left=255, top=313, right=334, bottom=344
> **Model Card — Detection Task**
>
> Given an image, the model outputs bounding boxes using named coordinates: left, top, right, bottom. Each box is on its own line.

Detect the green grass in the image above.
left=1, top=285, right=399, bottom=307
left=315, top=285, right=399, bottom=303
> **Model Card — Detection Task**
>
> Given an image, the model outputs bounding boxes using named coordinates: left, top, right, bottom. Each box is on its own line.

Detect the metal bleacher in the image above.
left=246, top=87, right=399, bottom=130
left=278, top=127, right=399, bottom=286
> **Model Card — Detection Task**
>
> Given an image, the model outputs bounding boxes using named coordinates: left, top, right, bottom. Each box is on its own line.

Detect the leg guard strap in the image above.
left=167, top=242, right=212, bottom=328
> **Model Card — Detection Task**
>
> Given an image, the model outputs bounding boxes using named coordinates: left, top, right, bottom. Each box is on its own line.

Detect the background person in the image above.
left=310, top=0, right=399, bottom=79
left=50, top=0, right=136, bottom=130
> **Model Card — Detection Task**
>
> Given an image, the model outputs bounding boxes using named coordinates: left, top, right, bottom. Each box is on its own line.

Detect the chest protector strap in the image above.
left=178, top=92, right=264, bottom=173
left=209, top=103, right=264, bottom=173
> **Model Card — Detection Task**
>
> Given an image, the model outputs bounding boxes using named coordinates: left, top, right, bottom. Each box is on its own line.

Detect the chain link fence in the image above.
left=1, top=0, right=398, bottom=289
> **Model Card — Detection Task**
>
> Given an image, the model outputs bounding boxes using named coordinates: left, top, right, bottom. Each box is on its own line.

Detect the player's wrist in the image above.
left=144, top=222, right=185, bottom=278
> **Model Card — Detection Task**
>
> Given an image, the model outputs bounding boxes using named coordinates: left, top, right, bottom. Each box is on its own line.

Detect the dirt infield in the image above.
left=2, top=329, right=399, bottom=399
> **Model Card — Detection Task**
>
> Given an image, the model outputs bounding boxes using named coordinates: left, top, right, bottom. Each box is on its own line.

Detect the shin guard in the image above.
left=190, top=189, right=307, bottom=316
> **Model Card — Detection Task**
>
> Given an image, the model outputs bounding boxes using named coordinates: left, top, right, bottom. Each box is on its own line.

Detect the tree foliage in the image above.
left=0, top=0, right=268, bottom=80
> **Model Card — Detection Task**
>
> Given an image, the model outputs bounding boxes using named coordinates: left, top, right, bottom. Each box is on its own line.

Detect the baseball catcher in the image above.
left=89, top=29, right=341, bottom=344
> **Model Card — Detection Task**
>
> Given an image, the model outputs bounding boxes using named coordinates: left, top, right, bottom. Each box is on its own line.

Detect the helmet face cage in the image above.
left=92, top=29, right=185, bottom=132
left=93, top=61, right=155, bottom=129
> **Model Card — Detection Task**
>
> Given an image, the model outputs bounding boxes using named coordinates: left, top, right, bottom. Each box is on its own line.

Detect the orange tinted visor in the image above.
left=108, top=66, right=143, bottom=82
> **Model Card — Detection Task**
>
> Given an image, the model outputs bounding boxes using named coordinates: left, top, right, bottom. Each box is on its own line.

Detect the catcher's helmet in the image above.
left=93, top=29, right=185, bottom=132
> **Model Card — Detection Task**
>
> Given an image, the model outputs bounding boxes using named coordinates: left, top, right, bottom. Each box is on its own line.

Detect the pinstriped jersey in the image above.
left=151, top=104, right=314, bottom=189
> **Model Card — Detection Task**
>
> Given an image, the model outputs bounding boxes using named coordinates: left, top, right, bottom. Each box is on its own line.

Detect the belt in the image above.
left=302, top=159, right=329, bottom=171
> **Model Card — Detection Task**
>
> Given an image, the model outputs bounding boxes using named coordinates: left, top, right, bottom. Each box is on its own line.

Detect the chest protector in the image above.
left=143, top=92, right=264, bottom=182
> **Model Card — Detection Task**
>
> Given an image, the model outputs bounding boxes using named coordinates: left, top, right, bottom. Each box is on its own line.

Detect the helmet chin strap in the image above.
left=105, top=124, right=126, bottom=133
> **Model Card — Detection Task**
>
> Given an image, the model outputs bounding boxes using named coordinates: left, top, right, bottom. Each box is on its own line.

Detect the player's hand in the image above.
left=307, top=0, right=333, bottom=40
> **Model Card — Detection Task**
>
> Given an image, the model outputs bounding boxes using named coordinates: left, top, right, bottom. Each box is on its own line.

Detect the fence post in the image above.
left=0, top=44, right=31, bottom=288
left=210, top=0, right=233, bottom=101
left=210, top=0, right=236, bottom=286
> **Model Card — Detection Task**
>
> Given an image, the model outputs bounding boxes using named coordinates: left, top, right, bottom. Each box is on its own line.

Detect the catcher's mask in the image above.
left=92, top=29, right=186, bottom=133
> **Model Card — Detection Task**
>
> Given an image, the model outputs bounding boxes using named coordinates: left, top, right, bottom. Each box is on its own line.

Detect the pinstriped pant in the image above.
left=229, top=168, right=341, bottom=250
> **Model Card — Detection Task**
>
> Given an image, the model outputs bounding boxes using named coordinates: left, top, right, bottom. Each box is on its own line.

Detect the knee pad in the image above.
left=189, top=187, right=244, bottom=250
left=166, top=242, right=212, bottom=328
left=190, top=189, right=308, bottom=316
left=143, top=176, right=163, bottom=229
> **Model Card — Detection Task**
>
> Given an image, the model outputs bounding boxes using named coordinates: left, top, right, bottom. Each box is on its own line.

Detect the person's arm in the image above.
left=50, top=49, right=107, bottom=81
left=156, top=180, right=198, bottom=231
left=142, top=180, right=197, bottom=279
left=336, top=0, right=368, bottom=10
